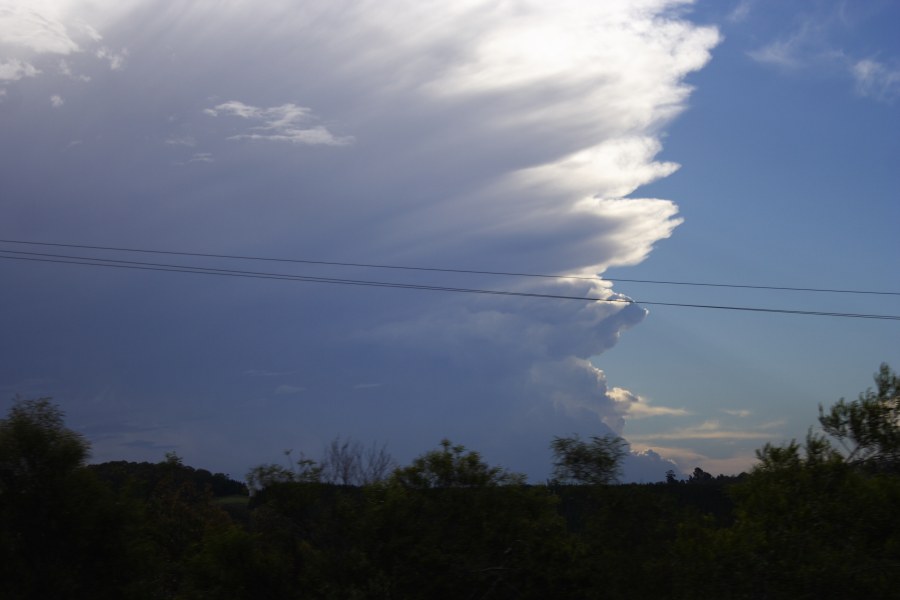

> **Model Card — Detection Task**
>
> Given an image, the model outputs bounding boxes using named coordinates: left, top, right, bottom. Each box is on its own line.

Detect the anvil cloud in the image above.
left=0, top=0, right=720, bottom=481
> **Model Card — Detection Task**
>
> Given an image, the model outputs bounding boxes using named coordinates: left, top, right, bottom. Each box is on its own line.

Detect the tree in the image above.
left=550, top=434, right=626, bottom=485
left=818, top=363, right=900, bottom=472
left=391, top=439, right=525, bottom=488
left=0, top=396, right=89, bottom=496
left=246, top=449, right=323, bottom=493
left=0, top=397, right=143, bottom=599
left=375, top=440, right=570, bottom=598
left=687, top=467, right=713, bottom=484
left=320, top=436, right=394, bottom=486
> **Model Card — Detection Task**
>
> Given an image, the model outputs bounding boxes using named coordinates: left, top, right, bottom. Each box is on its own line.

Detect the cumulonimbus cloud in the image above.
left=0, top=0, right=721, bottom=480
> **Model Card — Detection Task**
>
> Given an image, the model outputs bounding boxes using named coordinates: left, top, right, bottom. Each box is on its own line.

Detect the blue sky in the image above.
left=1, top=0, right=897, bottom=482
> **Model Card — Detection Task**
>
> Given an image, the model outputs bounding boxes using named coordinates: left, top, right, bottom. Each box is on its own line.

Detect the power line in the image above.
left=0, top=238, right=896, bottom=297
left=1, top=250, right=898, bottom=321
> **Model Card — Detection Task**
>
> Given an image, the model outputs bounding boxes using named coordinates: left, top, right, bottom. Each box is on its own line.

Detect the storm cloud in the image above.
left=0, top=0, right=718, bottom=480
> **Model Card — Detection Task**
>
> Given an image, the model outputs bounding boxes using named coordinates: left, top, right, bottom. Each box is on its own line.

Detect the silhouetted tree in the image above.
left=391, top=438, right=525, bottom=488
left=550, top=434, right=626, bottom=485
left=320, top=436, right=395, bottom=485
left=819, top=362, right=900, bottom=472
left=0, top=397, right=142, bottom=599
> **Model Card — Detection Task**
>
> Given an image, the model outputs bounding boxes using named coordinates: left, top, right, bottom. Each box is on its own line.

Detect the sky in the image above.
left=1, top=0, right=897, bottom=482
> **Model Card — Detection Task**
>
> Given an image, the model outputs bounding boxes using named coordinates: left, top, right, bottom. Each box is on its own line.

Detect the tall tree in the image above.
left=0, top=397, right=141, bottom=599
left=550, top=434, right=626, bottom=485
left=819, top=363, right=900, bottom=472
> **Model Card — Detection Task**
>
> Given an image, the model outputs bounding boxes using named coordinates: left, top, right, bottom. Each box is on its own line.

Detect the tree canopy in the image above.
left=550, top=433, right=626, bottom=485
left=818, top=362, right=900, bottom=472
left=390, top=438, right=525, bottom=488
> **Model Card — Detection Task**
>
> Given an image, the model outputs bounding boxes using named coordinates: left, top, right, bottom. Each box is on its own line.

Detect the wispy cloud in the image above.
left=188, top=152, right=213, bottom=163
left=165, top=136, right=196, bottom=147
left=852, top=58, right=900, bottom=102
left=0, top=59, right=40, bottom=81
left=59, top=59, right=91, bottom=81
left=748, top=5, right=899, bottom=102
left=96, top=46, right=127, bottom=70
left=629, top=419, right=782, bottom=442
left=727, top=0, right=754, bottom=24
left=722, top=408, right=752, bottom=418
left=747, top=20, right=822, bottom=69
left=205, top=101, right=354, bottom=146
left=50, top=94, right=64, bottom=108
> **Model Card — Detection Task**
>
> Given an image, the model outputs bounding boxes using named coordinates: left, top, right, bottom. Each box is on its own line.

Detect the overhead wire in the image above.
left=1, top=249, right=897, bottom=321
left=0, top=238, right=896, bottom=297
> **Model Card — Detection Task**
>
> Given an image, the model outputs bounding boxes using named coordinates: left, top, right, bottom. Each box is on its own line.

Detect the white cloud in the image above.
left=0, top=1, right=136, bottom=88
left=0, top=0, right=723, bottom=480
left=727, top=0, right=753, bottom=24
left=852, top=58, right=900, bottom=102
left=0, top=2, right=81, bottom=54
left=206, top=101, right=354, bottom=146
left=748, top=38, right=804, bottom=68
left=609, top=387, right=689, bottom=419
left=95, top=46, right=127, bottom=70
left=622, top=447, right=680, bottom=482
left=50, top=94, right=64, bottom=107
left=0, top=59, right=40, bottom=81
left=748, top=6, right=899, bottom=103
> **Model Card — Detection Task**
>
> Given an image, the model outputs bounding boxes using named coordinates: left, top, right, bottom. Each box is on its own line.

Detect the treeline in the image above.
left=1, top=364, right=898, bottom=599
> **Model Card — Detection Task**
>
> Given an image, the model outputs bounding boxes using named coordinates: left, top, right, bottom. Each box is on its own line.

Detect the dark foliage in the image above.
left=3, top=365, right=899, bottom=598
left=88, top=458, right=248, bottom=498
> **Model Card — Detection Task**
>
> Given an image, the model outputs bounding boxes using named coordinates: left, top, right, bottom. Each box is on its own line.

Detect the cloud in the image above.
left=0, top=59, right=40, bottom=81
left=622, top=447, right=681, bottom=482
left=0, top=3, right=81, bottom=55
left=722, top=408, right=752, bottom=418
left=58, top=59, right=90, bottom=81
left=0, top=0, right=721, bottom=481
left=748, top=39, right=804, bottom=68
left=609, top=387, right=689, bottom=419
left=0, top=1, right=136, bottom=91
left=205, top=101, right=354, bottom=146
left=50, top=94, right=64, bottom=107
left=165, top=135, right=196, bottom=147
left=852, top=58, right=900, bottom=102
left=727, top=0, right=753, bottom=24
left=628, top=419, right=782, bottom=442
left=187, top=152, right=213, bottom=163
left=95, top=46, right=127, bottom=70
left=747, top=5, right=899, bottom=103
left=629, top=443, right=758, bottom=476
